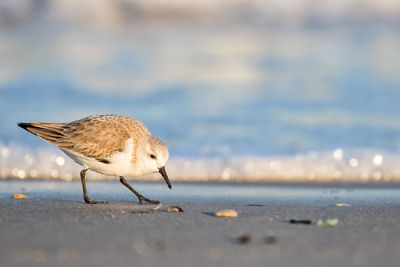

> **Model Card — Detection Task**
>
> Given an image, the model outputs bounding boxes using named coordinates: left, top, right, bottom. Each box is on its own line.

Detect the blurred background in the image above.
left=0, top=0, right=399, bottom=182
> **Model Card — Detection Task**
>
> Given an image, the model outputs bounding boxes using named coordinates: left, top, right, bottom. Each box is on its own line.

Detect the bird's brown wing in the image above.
left=18, top=115, right=150, bottom=161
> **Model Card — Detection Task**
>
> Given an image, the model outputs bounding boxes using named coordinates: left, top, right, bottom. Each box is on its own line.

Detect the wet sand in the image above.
left=1, top=180, right=400, bottom=267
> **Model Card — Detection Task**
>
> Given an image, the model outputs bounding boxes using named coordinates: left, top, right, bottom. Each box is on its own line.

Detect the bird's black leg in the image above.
left=80, top=169, right=108, bottom=204
left=119, top=176, right=160, bottom=205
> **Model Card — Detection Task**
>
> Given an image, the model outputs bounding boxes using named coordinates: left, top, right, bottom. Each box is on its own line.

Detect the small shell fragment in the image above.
left=288, top=219, right=312, bottom=224
left=317, top=218, right=339, bottom=227
left=162, top=206, right=184, bottom=212
left=336, top=203, right=351, bottom=207
left=13, top=193, right=27, bottom=199
left=215, top=209, right=238, bottom=217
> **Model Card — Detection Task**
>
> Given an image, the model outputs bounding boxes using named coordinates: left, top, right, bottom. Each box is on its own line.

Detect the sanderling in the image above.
left=18, top=114, right=171, bottom=204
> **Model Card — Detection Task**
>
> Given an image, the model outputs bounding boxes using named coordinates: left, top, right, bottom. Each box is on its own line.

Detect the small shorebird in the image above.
left=18, top=114, right=171, bottom=204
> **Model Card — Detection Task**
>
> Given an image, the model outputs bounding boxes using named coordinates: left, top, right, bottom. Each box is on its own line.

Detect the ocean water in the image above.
left=0, top=1, right=400, bottom=181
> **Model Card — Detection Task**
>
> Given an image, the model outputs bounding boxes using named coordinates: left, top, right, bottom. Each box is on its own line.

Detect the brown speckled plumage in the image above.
left=18, top=115, right=150, bottom=162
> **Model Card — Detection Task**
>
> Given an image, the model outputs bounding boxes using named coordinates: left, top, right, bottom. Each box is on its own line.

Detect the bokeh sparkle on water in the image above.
left=0, top=0, right=400, bottom=181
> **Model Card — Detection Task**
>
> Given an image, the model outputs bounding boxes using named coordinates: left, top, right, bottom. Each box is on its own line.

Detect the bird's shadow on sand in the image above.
left=202, top=212, right=217, bottom=217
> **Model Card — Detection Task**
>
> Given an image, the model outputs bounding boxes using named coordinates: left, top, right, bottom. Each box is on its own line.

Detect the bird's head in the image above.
left=143, top=135, right=171, bottom=189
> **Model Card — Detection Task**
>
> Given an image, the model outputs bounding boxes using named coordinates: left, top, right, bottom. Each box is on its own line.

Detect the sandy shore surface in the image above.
left=1, top=180, right=400, bottom=267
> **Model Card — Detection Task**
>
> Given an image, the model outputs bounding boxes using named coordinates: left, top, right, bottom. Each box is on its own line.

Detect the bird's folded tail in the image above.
left=18, top=122, right=66, bottom=144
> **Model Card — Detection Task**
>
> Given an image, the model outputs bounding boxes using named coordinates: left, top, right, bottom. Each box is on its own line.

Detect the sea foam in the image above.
left=1, top=143, right=399, bottom=182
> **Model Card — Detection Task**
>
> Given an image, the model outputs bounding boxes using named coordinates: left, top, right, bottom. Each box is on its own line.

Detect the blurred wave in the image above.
left=1, top=142, right=399, bottom=182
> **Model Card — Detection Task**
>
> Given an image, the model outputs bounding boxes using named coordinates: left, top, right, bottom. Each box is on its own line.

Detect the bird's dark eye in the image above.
left=150, top=154, right=156, bottom=159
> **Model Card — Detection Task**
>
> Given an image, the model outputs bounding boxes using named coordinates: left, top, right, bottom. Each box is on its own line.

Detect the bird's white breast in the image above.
left=61, top=138, right=149, bottom=177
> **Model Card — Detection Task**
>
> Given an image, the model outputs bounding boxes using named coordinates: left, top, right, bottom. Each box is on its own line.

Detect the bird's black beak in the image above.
left=159, top=166, right=172, bottom=189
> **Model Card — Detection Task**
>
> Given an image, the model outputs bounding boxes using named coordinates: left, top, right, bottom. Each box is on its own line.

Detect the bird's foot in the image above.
left=138, top=196, right=160, bottom=205
left=84, top=198, right=109, bottom=204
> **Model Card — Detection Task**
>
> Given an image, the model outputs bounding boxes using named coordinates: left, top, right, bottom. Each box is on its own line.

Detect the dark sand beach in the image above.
left=1, top=180, right=400, bottom=267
